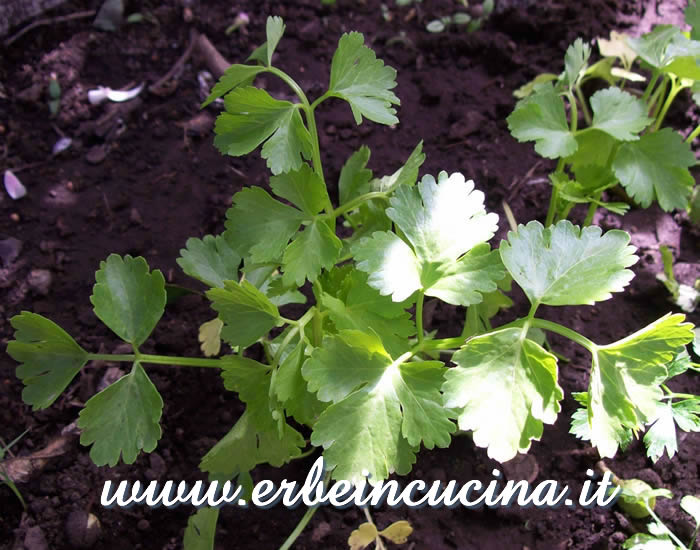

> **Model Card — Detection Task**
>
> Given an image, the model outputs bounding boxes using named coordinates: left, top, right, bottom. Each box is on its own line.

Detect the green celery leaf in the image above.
left=90, top=254, right=166, bottom=347
left=672, top=398, right=700, bottom=432
left=282, top=219, right=342, bottom=286
left=201, top=65, right=266, bottom=107
left=507, top=83, right=578, bottom=159
left=680, top=495, right=700, bottom=524
left=584, top=314, right=694, bottom=457
left=183, top=508, right=219, bottom=550
left=590, top=87, right=652, bottom=141
left=8, top=312, right=88, bottom=410
left=214, top=86, right=312, bottom=175
left=273, top=340, right=326, bottom=426
left=626, top=25, right=680, bottom=69
left=563, top=38, right=591, bottom=89
left=78, top=362, right=163, bottom=466
left=207, top=280, right=280, bottom=348
left=200, top=408, right=304, bottom=478
left=177, top=233, right=241, bottom=288
left=328, top=32, right=400, bottom=125
left=265, top=16, right=285, bottom=67
left=443, top=327, right=563, bottom=462
left=225, top=187, right=305, bottom=263
left=369, top=141, right=425, bottom=193
left=499, top=220, right=638, bottom=307
left=270, top=163, right=326, bottom=217
left=613, top=128, right=696, bottom=212
left=566, top=129, right=617, bottom=170
left=598, top=31, right=637, bottom=69
left=320, top=270, right=415, bottom=357
left=353, top=172, right=503, bottom=306
left=622, top=533, right=675, bottom=549
left=643, top=403, right=678, bottom=462
left=339, top=145, right=373, bottom=204
left=304, top=330, right=454, bottom=481
left=240, top=263, right=306, bottom=307
left=687, top=1, right=700, bottom=41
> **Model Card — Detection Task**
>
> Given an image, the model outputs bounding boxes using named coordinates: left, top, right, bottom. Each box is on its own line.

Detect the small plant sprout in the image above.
left=657, top=245, right=700, bottom=313
left=6, top=15, right=698, bottom=550
left=508, top=3, right=700, bottom=225
left=348, top=508, right=412, bottom=550
left=0, top=429, right=30, bottom=510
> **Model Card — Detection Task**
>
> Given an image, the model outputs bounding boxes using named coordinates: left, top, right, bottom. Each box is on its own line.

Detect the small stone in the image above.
left=130, top=208, right=143, bottom=226
left=137, top=519, right=150, bottom=531
left=85, top=145, right=107, bottom=165
left=27, top=269, right=52, bottom=295
left=311, top=521, right=331, bottom=542
left=10, top=212, right=20, bottom=222
left=65, top=510, right=101, bottom=549
left=0, top=237, right=22, bottom=265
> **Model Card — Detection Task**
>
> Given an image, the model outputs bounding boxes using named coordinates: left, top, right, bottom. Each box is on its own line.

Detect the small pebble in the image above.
left=27, top=269, right=52, bottom=295
left=137, top=519, right=150, bottom=531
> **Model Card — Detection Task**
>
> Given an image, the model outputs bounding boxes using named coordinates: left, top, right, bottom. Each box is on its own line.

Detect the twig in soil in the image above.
left=195, top=33, right=232, bottom=78
left=507, top=160, right=544, bottom=201
left=4, top=10, right=96, bottom=47
left=149, top=28, right=199, bottom=97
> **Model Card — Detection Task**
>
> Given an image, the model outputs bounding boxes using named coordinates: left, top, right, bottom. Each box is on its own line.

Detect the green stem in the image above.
left=645, top=503, right=689, bottom=550
left=531, top=318, right=596, bottom=353
left=642, top=71, right=660, bottom=103
left=567, top=91, right=579, bottom=134
left=686, top=124, right=700, bottom=143
left=583, top=193, right=601, bottom=226
left=267, top=67, right=333, bottom=215
left=330, top=191, right=389, bottom=218
left=416, top=291, right=425, bottom=346
left=362, top=507, right=387, bottom=550
left=278, top=505, right=321, bottom=550
left=273, top=326, right=300, bottom=368
left=653, top=76, right=688, bottom=131
left=87, top=353, right=227, bottom=368
left=545, top=159, right=565, bottom=227
left=574, top=86, right=591, bottom=127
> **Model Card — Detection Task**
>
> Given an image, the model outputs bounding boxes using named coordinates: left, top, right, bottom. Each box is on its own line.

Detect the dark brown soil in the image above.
left=1, top=1, right=698, bottom=549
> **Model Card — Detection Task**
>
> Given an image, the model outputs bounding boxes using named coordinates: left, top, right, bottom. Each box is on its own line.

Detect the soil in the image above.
left=1, top=0, right=699, bottom=549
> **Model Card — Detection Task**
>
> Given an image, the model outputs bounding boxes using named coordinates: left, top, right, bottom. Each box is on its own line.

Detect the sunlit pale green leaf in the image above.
left=90, top=254, right=166, bottom=347
left=680, top=495, right=700, bottom=524
left=584, top=314, right=694, bottom=457
left=201, top=65, right=266, bottom=108
left=183, top=507, right=219, bottom=550
left=8, top=312, right=88, bottom=410
left=613, top=129, right=696, bottom=212
left=198, top=318, right=223, bottom=357
left=443, top=327, right=562, bottom=462
left=207, top=280, right=280, bottom=348
left=177, top=234, right=241, bottom=288
left=265, top=16, right=285, bottom=67
left=78, top=362, right=163, bottom=466
left=328, top=32, right=400, bottom=125
left=563, top=38, right=591, bottom=88
left=500, top=220, right=637, bottom=307
left=507, top=83, right=577, bottom=159
left=354, top=172, right=503, bottom=306
left=598, top=31, right=637, bottom=68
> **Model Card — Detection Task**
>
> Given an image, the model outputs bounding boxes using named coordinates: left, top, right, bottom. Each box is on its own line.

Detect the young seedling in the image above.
left=658, top=245, right=700, bottom=313
left=508, top=3, right=700, bottom=226
left=6, top=15, right=699, bottom=550
left=348, top=508, right=412, bottom=550
left=0, top=430, right=29, bottom=510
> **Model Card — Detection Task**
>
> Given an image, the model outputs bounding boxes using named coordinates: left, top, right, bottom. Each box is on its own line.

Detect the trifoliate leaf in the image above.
left=613, top=129, right=696, bottom=212
left=214, top=86, right=312, bottom=175
left=585, top=314, right=694, bottom=457
left=198, top=318, right=223, bottom=357
left=78, top=362, right=163, bottom=466
left=354, top=172, right=503, bottom=306
left=183, top=508, right=219, bottom=550
left=443, top=327, right=562, bottom=462
left=566, top=129, right=616, bottom=170
left=177, top=233, right=241, bottom=288
left=8, top=312, right=88, bottom=410
left=680, top=495, right=700, bottom=524
left=626, top=25, right=680, bottom=69
left=200, top=408, right=304, bottom=478
left=590, top=87, right=652, bottom=141
left=339, top=145, right=373, bottom=205
left=499, top=220, right=638, bottom=307
left=379, top=521, right=413, bottom=544
left=207, top=280, right=280, bottom=348
left=304, top=331, right=454, bottom=481
left=270, top=163, right=327, bottom=217
left=225, top=187, right=305, bottom=263
left=320, top=270, right=414, bottom=358
left=348, top=523, right=378, bottom=550
left=328, top=32, right=400, bottom=125
left=265, top=16, right=285, bottom=67
left=201, top=65, right=266, bottom=107
left=282, top=220, right=342, bottom=286
left=563, top=38, right=591, bottom=89
left=507, top=83, right=577, bottom=159
left=90, top=254, right=166, bottom=347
